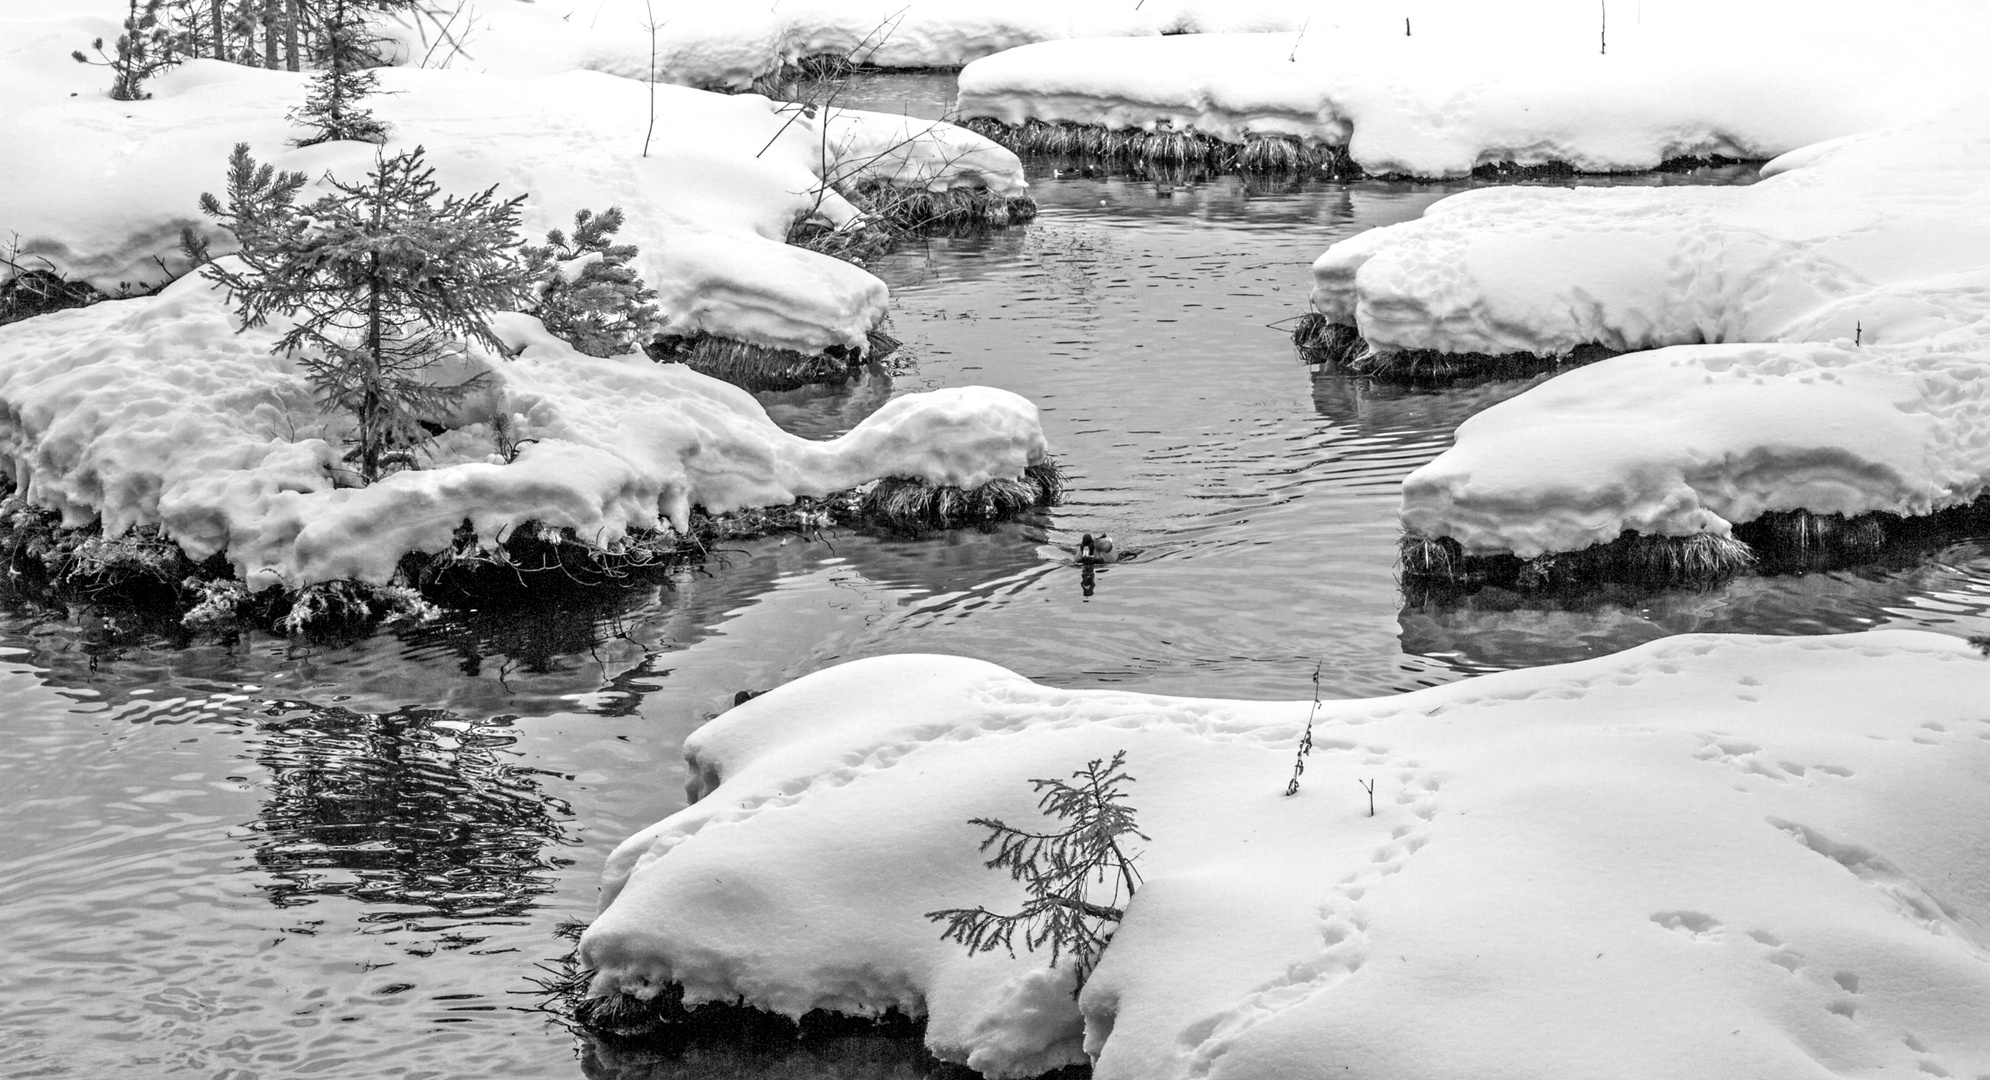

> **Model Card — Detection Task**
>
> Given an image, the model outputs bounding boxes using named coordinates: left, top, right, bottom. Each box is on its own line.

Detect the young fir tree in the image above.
left=522, top=207, right=663, bottom=358
left=926, top=751, right=1148, bottom=995
left=289, top=0, right=391, bottom=145
left=74, top=0, right=182, bottom=101
left=192, top=143, right=533, bottom=483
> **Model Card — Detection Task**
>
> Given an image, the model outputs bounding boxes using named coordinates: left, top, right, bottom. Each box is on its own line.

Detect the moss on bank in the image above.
left=1399, top=501, right=1990, bottom=601
left=0, top=459, right=1064, bottom=637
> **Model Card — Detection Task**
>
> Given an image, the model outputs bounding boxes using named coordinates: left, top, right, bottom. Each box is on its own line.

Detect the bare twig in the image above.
left=1284, top=661, right=1323, bottom=796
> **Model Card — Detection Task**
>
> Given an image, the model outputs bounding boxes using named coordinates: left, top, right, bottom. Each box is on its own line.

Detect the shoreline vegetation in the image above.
left=1290, top=312, right=1631, bottom=383
left=0, top=459, right=1065, bottom=638
left=962, top=117, right=1756, bottom=183
left=1397, top=500, right=1990, bottom=600
left=530, top=924, right=1075, bottom=1080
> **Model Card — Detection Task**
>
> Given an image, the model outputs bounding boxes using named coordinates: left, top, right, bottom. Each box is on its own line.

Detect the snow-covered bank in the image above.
left=1398, top=333, right=1990, bottom=565
left=580, top=632, right=1990, bottom=1079
left=1310, top=119, right=1990, bottom=362
left=0, top=272, right=1052, bottom=592
left=1327, top=114, right=1990, bottom=572
left=381, top=0, right=1309, bottom=91
left=957, top=2, right=1990, bottom=177
left=0, top=9, right=1024, bottom=358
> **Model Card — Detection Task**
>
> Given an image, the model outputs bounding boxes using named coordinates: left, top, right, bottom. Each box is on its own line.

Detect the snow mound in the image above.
left=1, top=10, right=1022, bottom=354
left=1342, top=114, right=1990, bottom=556
left=583, top=631, right=1990, bottom=1080
left=1403, top=337, right=1990, bottom=557
left=957, top=1, right=1990, bottom=177
left=0, top=271, right=1050, bottom=590
left=1311, top=118, right=1990, bottom=358
left=381, top=0, right=1310, bottom=91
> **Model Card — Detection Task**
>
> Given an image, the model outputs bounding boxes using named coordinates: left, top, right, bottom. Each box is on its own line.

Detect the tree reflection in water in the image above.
left=247, top=703, right=576, bottom=933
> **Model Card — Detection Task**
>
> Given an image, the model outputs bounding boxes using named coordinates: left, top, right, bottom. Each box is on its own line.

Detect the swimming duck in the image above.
left=1077, top=533, right=1117, bottom=564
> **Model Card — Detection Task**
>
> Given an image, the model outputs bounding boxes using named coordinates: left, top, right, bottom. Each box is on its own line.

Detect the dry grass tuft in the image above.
left=1291, top=314, right=1364, bottom=365
left=861, top=458, right=1065, bottom=536
left=965, top=118, right=1359, bottom=178
left=845, top=182, right=1040, bottom=235
left=649, top=333, right=866, bottom=392
left=1400, top=529, right=1759, bottom=595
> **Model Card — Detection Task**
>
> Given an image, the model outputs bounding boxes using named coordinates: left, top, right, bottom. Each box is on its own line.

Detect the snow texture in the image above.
left=584, top=631, right=1990, bottom=1080
left=0, top=270, right=1049, bottom=590
left=381, top=0, right=1309, bottom=92
left=1, top=6, right=1023, bottom=355
left=957, top=0, right=1990, bottom=177
left=1326, top=114, right=1990, bottom=556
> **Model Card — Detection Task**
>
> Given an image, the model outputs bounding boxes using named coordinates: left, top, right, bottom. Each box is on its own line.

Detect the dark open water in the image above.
left=4, top=75, right=1988, bottom=1079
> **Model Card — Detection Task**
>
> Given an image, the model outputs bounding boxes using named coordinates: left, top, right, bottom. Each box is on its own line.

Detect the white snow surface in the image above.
left=957, top=0, right=1990, bottom=177
left=583, top=632, right=1990, bottom=1079
left=380, top=0, right=1309, bottom=91
left=0, top=271, right=1049, bottom=590
left=1, top=6, right=1023, bottom=355
left=1328, top=114, right=1990, bottom=555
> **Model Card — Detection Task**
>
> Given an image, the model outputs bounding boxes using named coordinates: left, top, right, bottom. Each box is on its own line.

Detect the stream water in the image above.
left=5, top=77, right=1990, bottom=1080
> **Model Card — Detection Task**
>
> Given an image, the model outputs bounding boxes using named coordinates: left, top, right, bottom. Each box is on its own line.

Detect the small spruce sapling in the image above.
left=290, top=0, right=391, bottom=145
left=926, top=751, right=1148, bottom=995
left=74, top=0, right=181, bottom=101
left=191, top=142, right=532, bottom=483
left=522, top=207, right=663, bottom=358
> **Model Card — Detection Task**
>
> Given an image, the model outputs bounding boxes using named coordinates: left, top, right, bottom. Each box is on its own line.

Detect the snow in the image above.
left=1327, top=114, right=1990, bottom=556
left=1399, top=335, right=1990, bottom=557
left=0, top=7, right=1024, bottom=356
left=380, top=0, right=1310, bottom=92
left=1310, top=117, right=1990, bottom=359
left=958, top=1, right=1990, bottom=177
left=583, top=631, right=1990, bottom=1080
left=0, top=269, right=1050, bottom=590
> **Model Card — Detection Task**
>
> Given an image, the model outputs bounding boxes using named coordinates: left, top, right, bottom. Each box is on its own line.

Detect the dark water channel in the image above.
left=6, top=76, right=1990, bottom=1080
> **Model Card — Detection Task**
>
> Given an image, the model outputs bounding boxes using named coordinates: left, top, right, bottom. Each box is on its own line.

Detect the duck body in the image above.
left=1077, top=533, right=1117, bottom=564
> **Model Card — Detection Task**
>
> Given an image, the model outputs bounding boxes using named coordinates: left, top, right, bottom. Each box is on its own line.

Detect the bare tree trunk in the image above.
left=262, top=0, right=279, bottom=68
left=210, top=0, right=225, bottom=60
left=284, top=0, right=299, bottom=70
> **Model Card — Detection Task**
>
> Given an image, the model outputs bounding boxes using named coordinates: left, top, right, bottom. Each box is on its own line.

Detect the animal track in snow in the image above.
left=1176, top=763, right=1440, bottom=1077
left=1693, top=733, right=1791, bottom=781
left=1767, top=818, right=1979, bottom=949
left=1651, top=911, right=1723, bottom=939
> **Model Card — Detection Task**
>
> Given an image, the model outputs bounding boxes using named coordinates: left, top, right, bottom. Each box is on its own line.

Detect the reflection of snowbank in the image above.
left=383, top=0, right=1310, bottom=91
left=1, top=9, right=1022, bottom=356
left=957, top=2, right=1990, bottom=177
left=0, top=273, right=1049, bottom=590
left=1351, top=116, right=1990, bottom=559
left=582, top=633, right=1990, bottom=1079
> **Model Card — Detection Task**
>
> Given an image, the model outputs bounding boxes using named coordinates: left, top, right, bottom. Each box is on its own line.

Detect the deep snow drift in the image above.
left=1324, top=114, right=1990, bottom=560
left=957, top=1, right=1990, bottom=176
left=1, top=7, right=1023, bottom=357
left=0, top=271, right=1050, bottom=590
left=381, top=0, right=1309, bottom=92
left=581, top=632, right=1990, bottom=1079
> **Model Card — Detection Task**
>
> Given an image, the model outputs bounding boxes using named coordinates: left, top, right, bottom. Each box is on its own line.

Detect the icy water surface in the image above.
left=7, top=89, right=1990, bottom=1080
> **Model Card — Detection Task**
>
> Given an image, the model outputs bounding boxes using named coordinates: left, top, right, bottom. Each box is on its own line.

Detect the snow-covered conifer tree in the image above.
left=289, top=0, right=391, bottom=145
left=194, top=143, right=533, bottom=482
left=523, top=207, right=664, bottom=358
